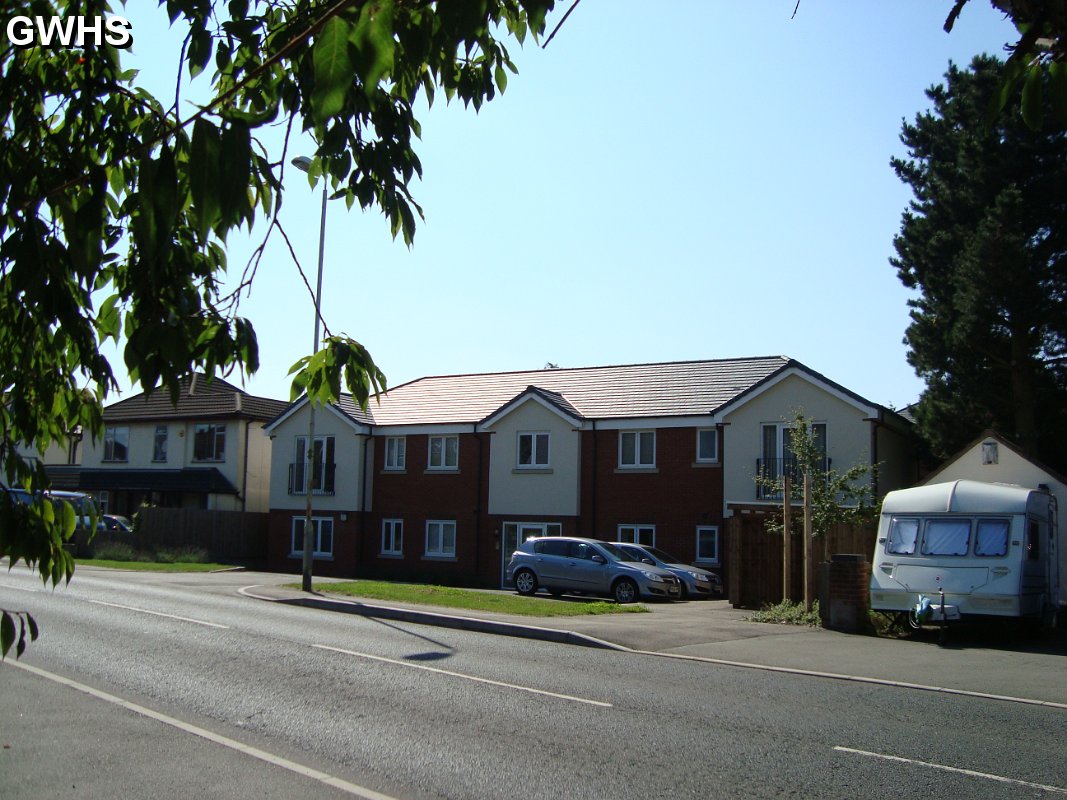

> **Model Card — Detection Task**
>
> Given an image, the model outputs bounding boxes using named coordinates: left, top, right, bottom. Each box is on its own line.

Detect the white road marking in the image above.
left=0, top=581, right=228, bottom=629
left=834, top=746, right=1067, bottom=794
left=85, top=598, right=230, bottom=629
left=5, top=660, right=399, bottom=800
left=314, top=644, right=613, bottom=708
left=648, top=651, right=1067, bottom=710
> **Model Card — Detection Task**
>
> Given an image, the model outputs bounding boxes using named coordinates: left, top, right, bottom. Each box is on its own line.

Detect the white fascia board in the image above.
left=480, top=392, right=584, bottom=430
left=717, top=367, right=877, bottom=419
left=592, top=415, right=718, bottom=431
left=372, top=423, right=478, bottom=437
left=264, top=398, right=370, bottom=436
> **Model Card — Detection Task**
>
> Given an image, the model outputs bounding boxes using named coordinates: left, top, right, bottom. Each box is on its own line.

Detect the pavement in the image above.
left=245, top=582, right=1067, bottom=709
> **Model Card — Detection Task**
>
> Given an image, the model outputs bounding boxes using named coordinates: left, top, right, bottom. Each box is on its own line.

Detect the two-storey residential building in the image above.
left=264, top=356, right=917, bottom=588
left=78, top=375, right=289, bottom=515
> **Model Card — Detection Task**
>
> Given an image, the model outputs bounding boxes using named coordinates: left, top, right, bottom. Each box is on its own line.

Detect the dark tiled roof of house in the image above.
left=334, top=395, right=377, bottom=426
left=365, top=356, right=793, bottom=426
left=103, top=375, right=288, bottom=423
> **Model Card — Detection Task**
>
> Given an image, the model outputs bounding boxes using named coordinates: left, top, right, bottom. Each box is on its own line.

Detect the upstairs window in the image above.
left=696, top=428, right=719, bottom=463
left=193, top=423, right=226, bottom=462
left=619, top=431, right=655, bottom=468
left=385, top=437, right=406, bottom=470
left=103, top=426, right=129, bottom=462
left=152, top=425, right=168, bottom=462
left=428, top=435, right=459, bottom=470
left=517, top=432, right=550, bottom=468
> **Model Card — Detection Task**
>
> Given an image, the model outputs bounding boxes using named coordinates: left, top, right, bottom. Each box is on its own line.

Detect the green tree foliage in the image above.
left=891, top=55, right=1067, bottom=472
left=945, top=0, right=1067, bottom=128
left=0, top=0, right=557, bottom=657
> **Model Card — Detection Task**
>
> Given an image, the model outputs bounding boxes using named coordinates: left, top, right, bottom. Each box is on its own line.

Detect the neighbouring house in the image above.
left=76, top=375, right=289, bottom=515
left=918, top=430, right=1067, bottom=606
left=264, top=356, right=918, bottom=589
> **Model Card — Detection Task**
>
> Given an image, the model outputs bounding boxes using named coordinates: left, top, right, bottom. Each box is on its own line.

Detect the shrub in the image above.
left=749, top=599, right=821, bottom=627
left=154, top=546, right=210, bottom=564
left=92, top=542, right=150, bottom=562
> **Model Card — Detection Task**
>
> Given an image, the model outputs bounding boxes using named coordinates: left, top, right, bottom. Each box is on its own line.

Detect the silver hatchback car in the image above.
left=506, top=536, right=682, bottom=603
left=613, top=542, right=723, bottom=599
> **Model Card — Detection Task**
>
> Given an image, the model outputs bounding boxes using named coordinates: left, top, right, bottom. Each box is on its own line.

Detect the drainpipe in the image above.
left=869, top=415, right=880, bottom=499
left=591, top=420, right=598, bottom=535
left=361, top=430, right=372, bottom=572
left=240, top=419, right=251, bottom=511
left=474, top=424, right=483, bottom=581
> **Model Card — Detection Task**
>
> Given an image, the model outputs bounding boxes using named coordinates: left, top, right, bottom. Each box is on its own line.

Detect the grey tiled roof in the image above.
left=365, top=357, right=793, bottom=426
left=103, top=375, right=288, bottom=423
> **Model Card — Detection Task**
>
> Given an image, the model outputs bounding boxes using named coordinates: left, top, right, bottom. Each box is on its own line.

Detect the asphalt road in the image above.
left=2, top=565, right=1065, bottom=799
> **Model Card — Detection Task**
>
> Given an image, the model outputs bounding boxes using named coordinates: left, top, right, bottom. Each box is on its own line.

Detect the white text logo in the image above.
left=5, top=16, right=133, bottom=49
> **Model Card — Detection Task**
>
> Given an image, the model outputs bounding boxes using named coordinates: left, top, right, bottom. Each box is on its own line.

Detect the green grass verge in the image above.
left=301, top=580, right=649, bottom=617
left=76, top=559, right=235, bottom=573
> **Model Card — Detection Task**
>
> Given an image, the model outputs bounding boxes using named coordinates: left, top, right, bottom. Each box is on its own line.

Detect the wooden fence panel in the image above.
left=727, top=514, right=876, bottom=609
left=91, top=508, right=268, bottom=563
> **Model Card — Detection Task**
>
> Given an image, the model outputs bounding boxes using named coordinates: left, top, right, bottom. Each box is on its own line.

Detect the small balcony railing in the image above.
left=288, top=462, right=336, bottom=496
left=755, top=457, right=831, bottom=501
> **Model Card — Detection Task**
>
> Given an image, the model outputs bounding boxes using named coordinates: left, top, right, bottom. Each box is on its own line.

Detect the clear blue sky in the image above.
left=111, top=1, right=1017, bottom=410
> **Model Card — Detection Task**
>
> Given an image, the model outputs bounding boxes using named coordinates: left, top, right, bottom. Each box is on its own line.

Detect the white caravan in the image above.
left=869, top=480, right=1059, bottom=627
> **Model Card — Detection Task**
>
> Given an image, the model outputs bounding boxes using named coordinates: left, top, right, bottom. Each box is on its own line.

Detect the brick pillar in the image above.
left=827, top=554, right=870, bottom=632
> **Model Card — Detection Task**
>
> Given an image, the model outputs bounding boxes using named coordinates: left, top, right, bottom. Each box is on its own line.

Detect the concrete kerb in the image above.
left=238, top=585, right=628, bottom=651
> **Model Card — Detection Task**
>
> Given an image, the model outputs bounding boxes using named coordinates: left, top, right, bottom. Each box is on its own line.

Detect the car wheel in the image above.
left=678, top=582, right=689, bottom=600
left=514, top=569, right=538, bottom=596
left=613, top=578, right=639, bottom=604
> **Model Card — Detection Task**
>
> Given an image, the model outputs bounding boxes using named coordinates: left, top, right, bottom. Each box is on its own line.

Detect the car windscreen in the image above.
left=644, top=546, right=682, bottom=564
left=597, top=542, right=631, bottom=561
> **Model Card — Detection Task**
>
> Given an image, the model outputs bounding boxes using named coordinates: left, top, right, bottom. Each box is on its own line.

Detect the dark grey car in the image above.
left=506, top=536, right=681, bottom=603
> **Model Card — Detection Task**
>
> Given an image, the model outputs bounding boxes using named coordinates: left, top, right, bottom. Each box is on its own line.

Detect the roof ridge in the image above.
left=391, top=355, right=790, bottom=385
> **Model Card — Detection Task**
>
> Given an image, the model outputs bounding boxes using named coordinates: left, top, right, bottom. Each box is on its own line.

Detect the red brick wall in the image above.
left=365, top=431, right=491, bottom=585
left=579, top=426, right=724, bottom=565
left=267, top=509, right=362, bottom=578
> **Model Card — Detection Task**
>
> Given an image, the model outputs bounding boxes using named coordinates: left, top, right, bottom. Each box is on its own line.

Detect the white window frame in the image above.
left=619, top=430, right=656, bottom=468
left=290, top=516, right=334, bottom=559
left=516, top=431, right=550, bottom=468
left=696, top=526, right=720, bottom=564
left=294, top=435, right=335, bottom=494
left=428, top=435, right=459, bottom=470
left=425, top=520, right=457, bottom=558
left=696, top=428, right=719, bottom=463
left=103, top=425, right=129, bottom=462
left=152, top=425, right=168, bottom=463
left=193, top=422, right=226, bottom=462
left=617, top=524, right=655, bottom=547
left=381, top=519, right=403, bottom=556
left=384, top=436, right=406, bottom=470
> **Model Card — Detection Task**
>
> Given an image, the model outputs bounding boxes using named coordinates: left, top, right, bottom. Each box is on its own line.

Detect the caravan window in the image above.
left=975, top=519, right=1010, bottom=557
left=922, top=519, right=970, bottom=556
left=886, top=518, right=919, bottom=554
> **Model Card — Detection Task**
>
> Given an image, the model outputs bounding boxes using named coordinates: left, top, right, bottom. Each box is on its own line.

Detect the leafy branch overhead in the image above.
left=0, top=0, right=557, bottom=646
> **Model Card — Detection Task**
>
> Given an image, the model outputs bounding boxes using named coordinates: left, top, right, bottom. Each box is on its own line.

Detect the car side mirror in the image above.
left=591, top=554, right=606, bottom=564
left=642, top=558, right=654, bottom=565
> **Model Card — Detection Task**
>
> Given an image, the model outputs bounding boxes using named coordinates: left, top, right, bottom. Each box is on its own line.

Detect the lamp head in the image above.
left=291, top=156, right=313, bottom=173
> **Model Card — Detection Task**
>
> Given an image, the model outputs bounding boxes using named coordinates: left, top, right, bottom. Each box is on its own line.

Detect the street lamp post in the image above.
left=292, top=156, right=327, bottom=592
